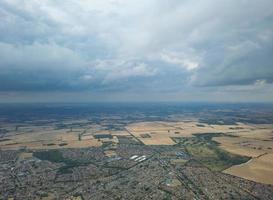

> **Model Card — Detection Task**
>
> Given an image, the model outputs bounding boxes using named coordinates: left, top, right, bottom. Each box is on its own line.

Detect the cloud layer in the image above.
left=0, top=0, right=273, bottom=101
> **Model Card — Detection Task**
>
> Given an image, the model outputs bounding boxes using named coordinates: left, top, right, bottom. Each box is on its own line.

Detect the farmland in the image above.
left=1, top=103, right=273, bottom=199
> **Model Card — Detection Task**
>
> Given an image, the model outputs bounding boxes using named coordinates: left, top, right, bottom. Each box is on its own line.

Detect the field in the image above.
left=1, top=119, right=273, bottom=185
left=0, top=125, right=116, bottom=150
left=174, top=134, right=249, bottom=171
left=127, top=121, right=273, bottom=184
left=126, top=121, right=239, bottom=145
left=224, top=153, right=273, bottom=184
left=212, top=124, right=273, bottom=184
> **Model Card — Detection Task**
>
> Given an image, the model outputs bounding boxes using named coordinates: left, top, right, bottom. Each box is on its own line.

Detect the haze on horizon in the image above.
left=0, top=0, right=273, bottom=103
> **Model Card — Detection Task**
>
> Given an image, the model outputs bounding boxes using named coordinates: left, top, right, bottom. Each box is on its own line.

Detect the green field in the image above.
left=33, top=150, right=89, bottom=174
left=173, top=133, right=250, bottom=171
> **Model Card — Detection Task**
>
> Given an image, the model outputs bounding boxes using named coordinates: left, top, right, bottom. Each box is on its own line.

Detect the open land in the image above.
left=0, top=103, right=273, bottom=199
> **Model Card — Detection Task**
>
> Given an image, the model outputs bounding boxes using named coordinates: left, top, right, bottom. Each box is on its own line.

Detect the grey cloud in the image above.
left=0, top=0, right=273, bottom=101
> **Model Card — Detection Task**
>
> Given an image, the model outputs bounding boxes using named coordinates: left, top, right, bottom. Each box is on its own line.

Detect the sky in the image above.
left=0, top=0, right=273, bottom=102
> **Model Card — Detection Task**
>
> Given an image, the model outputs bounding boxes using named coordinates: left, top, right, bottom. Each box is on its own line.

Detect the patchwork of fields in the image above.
left=1, top=119, right=273, bottom=185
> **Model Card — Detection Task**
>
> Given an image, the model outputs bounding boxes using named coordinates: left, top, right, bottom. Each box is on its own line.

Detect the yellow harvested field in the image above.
left=170, top=159, right=187, bottom=165
left=110, top=130, right=130, bottom=136
left=213, top=126, right=273, bottom=184
left=62, top=139, right=102, bottom=148
left=220, top=144, right=264, bottom=158
left=126, top=121, right=267, bottom=146
left=99, top=136, right=119, bottom=143
left=127, top=122, right=177, bottom=132
left=81, top=134, right=94, bottom=140
left=226, top=129, right=273, bottom=140
left=138, top=136, right=176, bottom=145
left=224, top=153, right=273, bottom=184
left=1, top=139, right=102, bottom=150
left=126, top=121, right=202, bottom=145
left=0, top=129, right=103, bottom=150
left=213, top=136, right=273, bottom=157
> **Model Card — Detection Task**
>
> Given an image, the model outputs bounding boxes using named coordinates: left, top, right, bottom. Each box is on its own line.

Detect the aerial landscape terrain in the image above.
left=1, top=103, right=273, bottom=199
left=1, top=0, right=273, bottom=199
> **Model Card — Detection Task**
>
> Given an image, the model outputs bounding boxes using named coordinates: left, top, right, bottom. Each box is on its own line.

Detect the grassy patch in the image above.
left=174, top=133, right=250, bottom=171
left=33, top=150, right=89, bottom=174
left=33, top=150, right=64, bottom=163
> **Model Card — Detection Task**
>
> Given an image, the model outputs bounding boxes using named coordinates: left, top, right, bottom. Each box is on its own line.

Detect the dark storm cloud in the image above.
left=0, top=0, right=273, bottom=101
